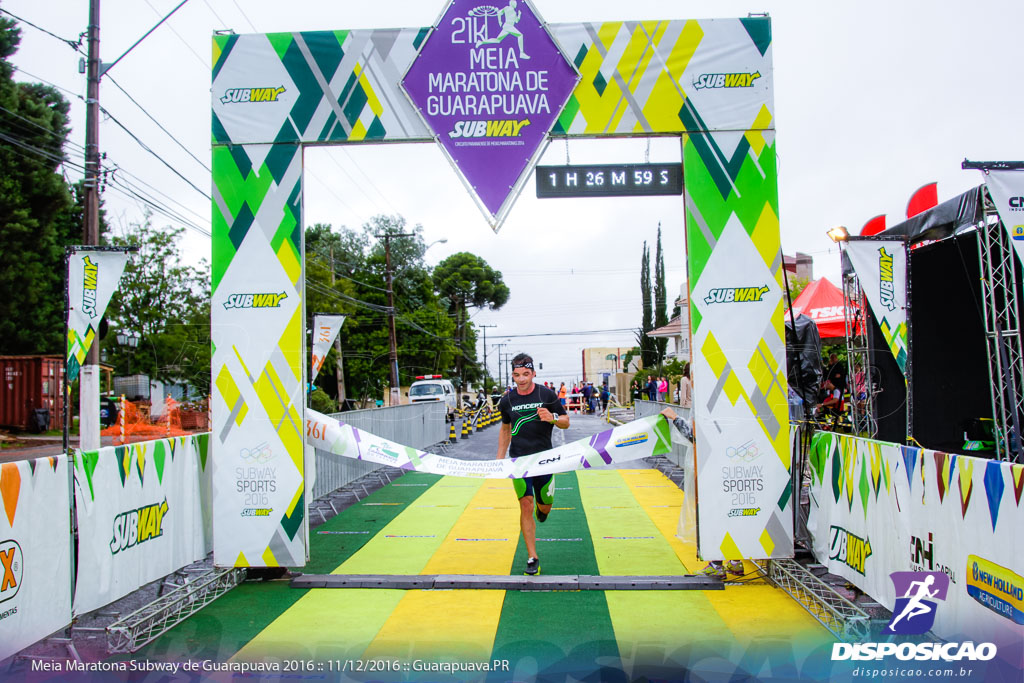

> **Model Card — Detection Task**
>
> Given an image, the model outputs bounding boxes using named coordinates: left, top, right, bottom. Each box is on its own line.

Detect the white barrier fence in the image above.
left=807, top=431, right=1023, bottom=661
left=0, top=455, right=72, bottom=662
left=73, top=434, right=213, bottom=615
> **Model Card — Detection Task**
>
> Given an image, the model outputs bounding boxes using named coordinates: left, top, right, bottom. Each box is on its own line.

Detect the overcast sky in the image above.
left=4, top=0, right=1021, bottom=387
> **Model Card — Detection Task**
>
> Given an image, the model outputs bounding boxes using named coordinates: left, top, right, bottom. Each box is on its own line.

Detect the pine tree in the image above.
left=638, top=241, right=657, bottom=369
left=654, top=223, right=668, bottom=365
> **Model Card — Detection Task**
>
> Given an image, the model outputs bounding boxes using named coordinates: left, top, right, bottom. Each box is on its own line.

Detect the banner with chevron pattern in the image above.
left=66, top=248, right=130, bottom=382
left=0, top=456, right=71, bottom=662
left=808, top=431, right=1024, bottom=653
left=212, top=12, right=779, bottom=565
left=73, top=434, right=213, bottom=615
left=846, top=239, right=909, bottom=378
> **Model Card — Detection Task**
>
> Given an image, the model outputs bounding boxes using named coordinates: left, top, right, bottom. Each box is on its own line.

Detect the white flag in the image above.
left=67, top=249, right=130, bottom=382
left=845, top=239, right=908, bottom=377
left=310, top=314, right=346, bottom=382
left=984, top=170, right=1024, bottom=267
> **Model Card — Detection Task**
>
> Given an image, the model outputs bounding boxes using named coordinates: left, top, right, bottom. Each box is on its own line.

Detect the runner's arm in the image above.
left=497, top=422, right=511, bottom=459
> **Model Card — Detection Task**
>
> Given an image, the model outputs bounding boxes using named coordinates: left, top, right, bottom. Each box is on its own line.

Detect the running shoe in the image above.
left=726, top=560, right=745, bottom=576
left=699, top=562, right=726, bottom=580
left=524, top=557, right=540, bottom=576
left=535, top=506, right=548, bottom=523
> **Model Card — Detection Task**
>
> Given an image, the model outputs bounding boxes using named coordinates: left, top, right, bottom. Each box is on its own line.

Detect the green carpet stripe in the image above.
left=491, top=472, right=619, bottom=678
left=578, top=470, right=687, bottom=575
left=135, top=472, right=439, bottom=661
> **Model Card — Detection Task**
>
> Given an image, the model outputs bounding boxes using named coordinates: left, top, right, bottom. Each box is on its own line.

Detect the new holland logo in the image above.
left=614, top=433, right=648, bottom=448
left=81, top=255, right=99, bottom=318
left=878, top=246, right=897, bottom=311
left=221, top=86, right=286, bottom=104
left=448, top=119, right=531, bottom=139
left=110, top=500, right=169, bottom=555
left=692, top=72, right=762, bottom=90
left=828, top=525, right=872, bottom=575
left=223, top=292, right=288, bottom=310
left=704, top=285, right=769, bottom=305
left=0, top=539, right=23, bottom=604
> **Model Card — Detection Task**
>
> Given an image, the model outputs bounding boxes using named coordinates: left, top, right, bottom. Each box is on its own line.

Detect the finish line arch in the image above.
left=209, top=2, right=790, bottom=568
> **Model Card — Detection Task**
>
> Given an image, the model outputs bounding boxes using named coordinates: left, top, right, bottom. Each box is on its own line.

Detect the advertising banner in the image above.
left=73, top=434, right=213, bottom=615
left=0, top=456, right=71, bottom=661
left=401, top=0, right=579, bottom=227
left=66, top=248, right=129, bottom=382
left=310, top=314, right=345, bottom=383
left=845, top=239, right=908, bottom=377
left=984, top=170, right=1024, bottom=267
left=685, top=130, right=792, bottom=561
left=306, top=409, right=671, bottom=478
left=808, top=432, right=1024, bottom=660
left=211, top=141, right=306, bottom=569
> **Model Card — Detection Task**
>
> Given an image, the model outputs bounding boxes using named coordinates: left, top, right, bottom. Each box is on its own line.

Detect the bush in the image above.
left=310, top=388, right=337, bottom=413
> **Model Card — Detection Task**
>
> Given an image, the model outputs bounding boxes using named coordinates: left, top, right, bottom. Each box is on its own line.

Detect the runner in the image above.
left=497, top=353, right=569, bottom=575
left=475, top=0, right=530, bottom=59
left=888, top=575, right=939, bottom=631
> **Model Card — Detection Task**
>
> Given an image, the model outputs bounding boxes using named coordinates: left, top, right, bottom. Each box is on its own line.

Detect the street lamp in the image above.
left=116, top=330, right=140, bottom=376
left=826, top=225, right=850, bottom=243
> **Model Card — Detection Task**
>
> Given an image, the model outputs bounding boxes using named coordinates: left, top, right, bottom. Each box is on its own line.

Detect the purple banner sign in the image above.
left=402, top=0, right=578, bottom=228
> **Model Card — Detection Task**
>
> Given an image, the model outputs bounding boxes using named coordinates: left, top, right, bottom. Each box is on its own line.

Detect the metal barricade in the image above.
left=311, top=402, right=446, bottom=500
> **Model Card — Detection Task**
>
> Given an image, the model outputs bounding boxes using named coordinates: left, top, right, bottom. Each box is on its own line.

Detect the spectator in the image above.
left=657, top=376, right=668, bottom=402
left=679, top=366, right=692, bottom=409
left=582, top=382, right=593, bottom=413
left=825, top=353, right=847, bottom=393
left=558, top=382, right=567, bottom=407
left=646, top=376, right=657, bottom=401
left=600, top=384, right=610, bottom=413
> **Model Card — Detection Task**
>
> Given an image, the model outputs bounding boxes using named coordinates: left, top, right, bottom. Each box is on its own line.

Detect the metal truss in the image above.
left=106, top=568, right=244, bottom=654
left=976, top=190, right=1024, bottom=462
left=843, top=268, right=877, bottom=438
left=757, top=559, right=870, bottom=642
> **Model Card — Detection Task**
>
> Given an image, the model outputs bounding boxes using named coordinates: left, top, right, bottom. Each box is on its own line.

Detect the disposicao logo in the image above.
left=1012, top=225, right=1024, bottom=241
left=878, top=246, right=897, bottom=311
left=110, top=500, right=169, bottom=555
left=885, top=570, right=949, bottom=634
left=832, top=570, right=998, bottom=662
left=692, top=72, right=761, bottom=90
left=614, top=433, right=649, bottom=448
left=704, top=285, right=769, bottom=305
left=81, top=255, right=99, bottom=318
left=221, top=86, right=286, bottom=104
left=966, top=555, right=1024, bottom=625
left=223, top=293, right=288, bottom=310
left=0, top=540, right=23, bottom=604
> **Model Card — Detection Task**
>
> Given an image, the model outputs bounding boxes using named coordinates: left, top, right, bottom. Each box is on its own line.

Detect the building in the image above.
left=581, top=347, right=640, bottom=385
left=783, top=252, right=814, bottom=281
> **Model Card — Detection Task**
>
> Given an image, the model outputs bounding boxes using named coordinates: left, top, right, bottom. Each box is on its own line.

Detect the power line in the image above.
left=99, top=105, right=210, bottom=200
left=229, top=0, right=258, bottom=32
left=105, top=75, right=210, bottom=173
left=0, top=8, right=85, bottom=51
left=11, top=66, right=83, bottom=100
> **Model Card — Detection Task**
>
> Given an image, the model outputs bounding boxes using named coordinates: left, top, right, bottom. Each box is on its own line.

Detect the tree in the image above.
left=433, top=252, right=510, bottom=389
left=305, top=217, right=460, bottom=405
left=103, top=218, right=210, bottom=392
left=638, top=241, right=657, bottom=369
left=654, top=224, right=668, bottom=365
left=0, top=15, right=76, bottom=354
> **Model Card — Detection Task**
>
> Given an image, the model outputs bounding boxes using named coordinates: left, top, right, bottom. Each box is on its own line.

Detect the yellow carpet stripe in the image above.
left=360, top=480, right=519, bottom=662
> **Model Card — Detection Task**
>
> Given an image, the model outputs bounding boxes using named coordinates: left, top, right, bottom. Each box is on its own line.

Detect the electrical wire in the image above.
left=0, top=8, right=85, bottom=51
left=99, top=104, right=210, bottom=200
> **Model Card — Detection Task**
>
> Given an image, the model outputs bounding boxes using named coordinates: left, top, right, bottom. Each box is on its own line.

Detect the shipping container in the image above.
left=0, top=355, right=63, bottom=432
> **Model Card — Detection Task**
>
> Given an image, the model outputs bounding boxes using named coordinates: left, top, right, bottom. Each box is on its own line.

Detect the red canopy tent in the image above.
left=786, top=277, right=860, bottom=340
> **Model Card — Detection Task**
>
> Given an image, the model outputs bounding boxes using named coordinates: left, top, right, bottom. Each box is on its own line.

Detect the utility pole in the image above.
left=78, top=0, right=103, bottom=452
left=376, top=231, right=414, bottom=407
left=478, top=324, right=496, bottom=392
left=328, top=245, right=347, bottom=410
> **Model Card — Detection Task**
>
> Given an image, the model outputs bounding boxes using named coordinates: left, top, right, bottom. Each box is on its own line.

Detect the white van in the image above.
left=408, top=375, right=457, bottom=421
